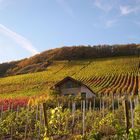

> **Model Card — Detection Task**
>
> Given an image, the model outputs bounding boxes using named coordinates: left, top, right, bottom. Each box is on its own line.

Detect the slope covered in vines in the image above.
left=0, top=56, right=139, bottom=98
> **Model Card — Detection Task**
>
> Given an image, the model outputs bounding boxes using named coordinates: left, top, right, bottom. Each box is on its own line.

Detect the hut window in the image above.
left=64, top=93, right=68, bottom=96
left=66, top=81, right=73, bottom=88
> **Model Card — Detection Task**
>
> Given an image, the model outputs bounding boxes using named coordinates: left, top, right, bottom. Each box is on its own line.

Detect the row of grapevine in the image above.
left=0, top=56, right=139, bottom=98
left=0, top=95, right=139, bottom=139
left=74, top=57, right=140, bottom=95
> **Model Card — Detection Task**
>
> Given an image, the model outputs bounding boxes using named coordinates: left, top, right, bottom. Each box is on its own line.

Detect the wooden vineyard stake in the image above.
left=72, top=102, right=76, bottom=134
left=10, top=103, right=14, bottom=139
left=102, top=98, right=105, bottom=117
left=117, top=95, right=119, bottom=109
left=86, top=99, right=88, bottom=111
left=72, top=102, right=75, bottom=125
left=136, top=75, right=138, bottom=95
left=89, top=101, right=91, bottom=113
left=11, top=103, right=13, bottom=112
left=130, top=98, right=134, bottom=128
left=24, top=105, right=29, bottom=140
left=112, top=95, right=114, bottom=112
left=16, top=106, right=19, bottom=118
left=93, top=97, right=95, bottom=110
left=0, top=105, right=3, bottom=119
left=134, top=97, right=138, bottom=108
left=82, top=100, right=85, bottom=136
left=43, top=103, right=49, bottom=137
left=136, top=96, right=139, bottom=106
left=108, top=97, right=110, bottom=110
left=100, top=98, right=102, bottom=111
left=11, top=123, right=13, bottom=140
left=39, top=105, right=42, bottom=138
left=35, top=105, right=39, bottom=139
left=124, top=97, right=130, bottom=135
left=0, top=105, right=3, bottom=139
left=68, top=100, right=70, bottom=109
left=15, top=106, right=19, bottom=139
left=36, top=105, right=38, bottom=121
left=81, top=100, right=82, bottom=111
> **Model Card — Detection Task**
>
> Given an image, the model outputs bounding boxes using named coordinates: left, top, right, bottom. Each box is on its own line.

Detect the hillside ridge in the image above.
left=0, top=44, right=140, bottom=77
left=0, top=56, right=139, bottom=99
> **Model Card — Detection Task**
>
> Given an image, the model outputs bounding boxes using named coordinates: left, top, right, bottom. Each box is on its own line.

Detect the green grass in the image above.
left=0, top=56, right=139, bottom=99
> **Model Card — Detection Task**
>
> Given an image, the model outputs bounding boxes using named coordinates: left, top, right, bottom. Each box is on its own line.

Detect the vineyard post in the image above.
left=124, top=96, right=130, bottom=135
left=36, top=105, right=38, bottom=121
left=81, top=100, right=82, bottom=111
left=112, top=94, right=114, bottom=112
left=100, top=97, right=102, bottom=111
left=16, top=106, right=19, bottom=138
left=11, top=103, right=13, bottom=112
left=71, top=101, right=76, bottom=134
left=137, top=95, right=139, bottom=104
left=89, top=101, right=91, bottom=113
left=68, top=99, right=71, bottom=109
left=35, top=105, right=39, bottom=139
left=11, top=121, right=13, bottom=140
left=8, top=103, right=10, bottom=111
left=130, top=97, right=134, bottom=128
left=108, top=95, right=110, bottom=110
left=72, top=102, right=75, bottom=126
left=102, top=97, right=105, bottom=117
left=82, top=100, right=85, bottom=136
left=136, top=95, right=139, bottom=105
left=24, top=105, right=29, bottom=140
left=134, top=98, right=137, bottom=108
left=39, top=104, right=42, bottom=138
left=10, top=104, right=13, bottom=139
left=0, top=105, right=3, bottom=119
left=106, top=95, right=109, bottom=110
left=0, top=105, right=3, bottom=139
left=93, top=97, right=95, bottom=110
left=16, top=105, right=19, bottom=118
left=43, top=102, right=49, bottom=137
left=86, top=99, right=88, bottom=111
left=117, top=94, right=119, bottom=109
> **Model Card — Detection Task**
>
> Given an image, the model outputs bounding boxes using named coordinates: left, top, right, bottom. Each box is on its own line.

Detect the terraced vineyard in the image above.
left=0, top=56, right=139, bottom=98
left=74, top=56, right=140, bottom=95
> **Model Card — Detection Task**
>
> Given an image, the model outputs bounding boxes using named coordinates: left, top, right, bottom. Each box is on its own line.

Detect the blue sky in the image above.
left=0, top=0, right=140, bottom=63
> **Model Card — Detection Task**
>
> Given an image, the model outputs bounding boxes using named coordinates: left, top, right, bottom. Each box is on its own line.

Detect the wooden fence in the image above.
left=0, top=95, right=139, bottom=139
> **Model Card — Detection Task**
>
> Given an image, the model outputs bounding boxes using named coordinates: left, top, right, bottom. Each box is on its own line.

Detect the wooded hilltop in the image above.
left=0, top=44, right=140, bottom=77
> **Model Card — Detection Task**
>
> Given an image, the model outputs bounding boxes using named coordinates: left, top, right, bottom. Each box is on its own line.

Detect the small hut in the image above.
left=51, top=76, right=96, bottom=99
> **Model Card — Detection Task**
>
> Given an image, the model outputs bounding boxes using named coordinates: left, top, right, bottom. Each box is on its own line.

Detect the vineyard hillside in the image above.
left=0, top=44, right=139, bottom=77
left=0, top=56, right=139, bottom=99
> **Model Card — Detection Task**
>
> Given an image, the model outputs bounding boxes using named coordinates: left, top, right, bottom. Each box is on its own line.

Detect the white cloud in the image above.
left=0, top=24, right=39, bottom=55
left=120, top=5, right=137, bottom=15
left=93, top=0, right=113, bottom=12
left=105, top=19, right=118, bottom=28
left=56, top=0, right=74, bottom=17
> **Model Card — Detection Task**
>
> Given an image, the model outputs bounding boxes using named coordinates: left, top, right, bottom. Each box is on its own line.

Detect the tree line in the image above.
left=0, top=44, right=139, bottom=77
